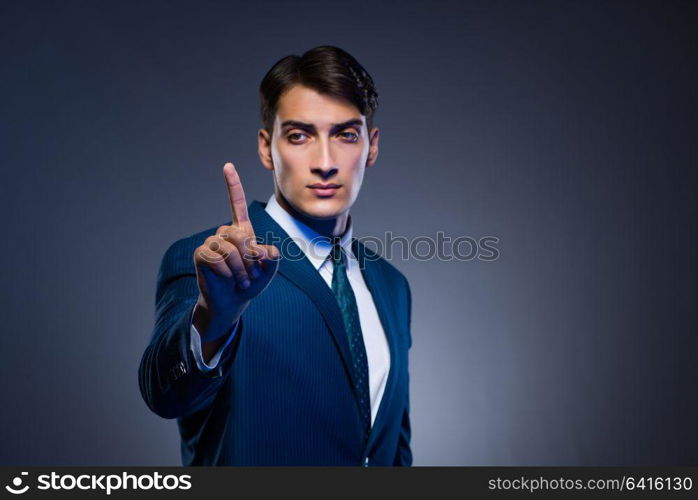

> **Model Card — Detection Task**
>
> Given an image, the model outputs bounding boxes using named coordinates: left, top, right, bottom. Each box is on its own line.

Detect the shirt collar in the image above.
left=264, top=193, right=354, bottom=271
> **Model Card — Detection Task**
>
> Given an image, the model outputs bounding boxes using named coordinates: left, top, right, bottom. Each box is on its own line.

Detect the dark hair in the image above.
left=259, top=45, right=378, bottom=137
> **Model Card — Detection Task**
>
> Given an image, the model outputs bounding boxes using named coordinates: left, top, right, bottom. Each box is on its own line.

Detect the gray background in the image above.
left=1, top=0, right=696, bottom=465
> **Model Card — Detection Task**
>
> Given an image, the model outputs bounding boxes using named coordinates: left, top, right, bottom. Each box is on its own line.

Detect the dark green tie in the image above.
left=330, top=238, right=371, bottom=439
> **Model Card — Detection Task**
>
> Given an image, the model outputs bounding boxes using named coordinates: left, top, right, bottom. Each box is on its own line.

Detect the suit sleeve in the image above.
left=190, top=306, right=240, bottom=372
left=394, top=277, right=413, bottom=466
left=138, top=238, right=242, bottom=419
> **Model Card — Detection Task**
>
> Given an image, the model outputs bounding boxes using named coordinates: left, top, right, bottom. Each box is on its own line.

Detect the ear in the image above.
left=365, top=127, right=380, bottom=168
left=258, top=128, right=274, bottom=171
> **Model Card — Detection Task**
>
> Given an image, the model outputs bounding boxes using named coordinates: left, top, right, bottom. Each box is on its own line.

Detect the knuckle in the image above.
left=217, top=226, right=238, bottom=241
left=231, top=231, right=247, bottom=248
left=197, top=246, right=223, bottom=263
left=245, top=245, right=264, bottom=261
left=216, top=246, right=231, bottom=259
left=233, top=225, right=247, bottom=237
left=207, top=238, right=222, bottom=253
left=239, top=242, right=258, bottom=262
left=252, top=244, right=267, bottom=259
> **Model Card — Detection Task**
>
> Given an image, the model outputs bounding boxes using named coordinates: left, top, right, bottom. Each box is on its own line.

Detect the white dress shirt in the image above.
left=190, top=193, right=391, bottom=425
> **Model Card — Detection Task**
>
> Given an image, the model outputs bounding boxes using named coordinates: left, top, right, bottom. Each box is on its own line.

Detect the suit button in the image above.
left=169, top=361, right=187, bottom=381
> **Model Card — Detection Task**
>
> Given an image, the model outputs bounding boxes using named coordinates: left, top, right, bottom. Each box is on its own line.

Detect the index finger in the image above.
left=223, top=162, right=252, bottom=230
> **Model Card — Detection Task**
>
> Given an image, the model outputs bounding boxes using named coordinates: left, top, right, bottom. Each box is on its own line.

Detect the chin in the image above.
left=297, top=198, right=347, bottom=220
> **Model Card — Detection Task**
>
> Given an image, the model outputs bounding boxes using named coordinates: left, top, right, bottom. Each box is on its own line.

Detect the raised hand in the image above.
left=193, top=162, right=280, bottom=342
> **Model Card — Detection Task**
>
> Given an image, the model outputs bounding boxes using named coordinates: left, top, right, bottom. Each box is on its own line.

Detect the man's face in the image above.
left=258, top=84, right=379, bottom=220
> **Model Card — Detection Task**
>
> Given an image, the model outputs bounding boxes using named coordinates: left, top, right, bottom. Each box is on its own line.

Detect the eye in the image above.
left=287, top=132, right=307, bottom=144
left=338, top=130, right=359, bottom=143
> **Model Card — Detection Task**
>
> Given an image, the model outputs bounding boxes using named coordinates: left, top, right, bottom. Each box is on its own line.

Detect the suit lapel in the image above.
left=352, top=238, right=401, bottom=455
left=248, top=200, right=401, bottom=451
left=248, top=200, right=360, bottom=398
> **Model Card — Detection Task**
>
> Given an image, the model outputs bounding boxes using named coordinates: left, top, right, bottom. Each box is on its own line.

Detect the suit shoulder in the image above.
left=163, top=222, right=227, bottom=259
left=158, top=222, right=227, bottom=278
left=359, top=242, right=410, bottom=290
left=360, top=242, right=412, bottom=345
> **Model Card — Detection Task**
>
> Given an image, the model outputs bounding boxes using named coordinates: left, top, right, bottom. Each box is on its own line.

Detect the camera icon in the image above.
left=5, top=472, right=29, bottom=495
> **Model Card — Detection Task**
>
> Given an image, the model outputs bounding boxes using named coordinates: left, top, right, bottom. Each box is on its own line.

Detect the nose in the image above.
left=310, top=138, right=337, bottom=179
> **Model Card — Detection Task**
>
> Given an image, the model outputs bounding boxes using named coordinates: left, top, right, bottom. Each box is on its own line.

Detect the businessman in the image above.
left=139, top=46, right=413, bottom=466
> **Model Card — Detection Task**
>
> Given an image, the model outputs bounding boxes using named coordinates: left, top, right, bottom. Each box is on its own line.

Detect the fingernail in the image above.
left=241, top=279, right=250, bottom=289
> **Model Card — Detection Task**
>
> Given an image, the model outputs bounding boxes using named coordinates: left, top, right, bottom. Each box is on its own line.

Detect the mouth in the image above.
left=308, top=183, right=342, bottom=197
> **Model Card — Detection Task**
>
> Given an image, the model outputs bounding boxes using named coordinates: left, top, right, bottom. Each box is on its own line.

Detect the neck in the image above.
left=275, top=190, right=350, bottom=240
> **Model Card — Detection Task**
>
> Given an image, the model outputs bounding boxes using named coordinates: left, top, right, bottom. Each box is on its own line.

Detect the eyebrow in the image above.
left=280, top=118, right=363, bottom=134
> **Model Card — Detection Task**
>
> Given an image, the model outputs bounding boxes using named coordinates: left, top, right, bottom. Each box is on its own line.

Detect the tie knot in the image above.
left=330, top=237, right=343, bottom=264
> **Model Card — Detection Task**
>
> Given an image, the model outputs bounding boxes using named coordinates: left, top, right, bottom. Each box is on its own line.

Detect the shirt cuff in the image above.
left=190, top=304, right=240, bottom=373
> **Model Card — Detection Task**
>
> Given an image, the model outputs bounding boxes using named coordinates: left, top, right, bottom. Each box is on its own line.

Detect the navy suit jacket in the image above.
left=138, top=200, right=413, bottom=466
